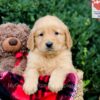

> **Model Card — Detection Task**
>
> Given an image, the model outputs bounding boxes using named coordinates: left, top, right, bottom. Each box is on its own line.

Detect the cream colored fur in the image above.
left=23, top=15, right=77, bottom=95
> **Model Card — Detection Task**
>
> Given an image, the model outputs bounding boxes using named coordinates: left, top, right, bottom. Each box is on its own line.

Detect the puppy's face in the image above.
left=34, top=27, right=66, bottom=53
left=27, top=15, right=72, bottom=54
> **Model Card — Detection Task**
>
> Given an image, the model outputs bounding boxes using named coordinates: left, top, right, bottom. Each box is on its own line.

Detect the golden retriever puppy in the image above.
left=23, top=15, right=77, bottom=95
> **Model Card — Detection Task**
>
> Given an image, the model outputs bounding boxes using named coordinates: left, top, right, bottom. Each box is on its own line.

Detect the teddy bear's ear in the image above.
left=17, top=24, right=30, bottom=34
left=65, top=26, right=73, bottom=49
left=27, top=29, right=35, bottom=51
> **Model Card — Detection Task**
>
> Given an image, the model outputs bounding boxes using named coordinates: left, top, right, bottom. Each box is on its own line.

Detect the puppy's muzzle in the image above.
left=46, top=41, right=53, bottom=49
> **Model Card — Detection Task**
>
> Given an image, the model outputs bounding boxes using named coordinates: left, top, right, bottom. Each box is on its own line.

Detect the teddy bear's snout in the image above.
left=9, top=38, right=18, bottom=46
left=2, top=37, right=21, bottom=52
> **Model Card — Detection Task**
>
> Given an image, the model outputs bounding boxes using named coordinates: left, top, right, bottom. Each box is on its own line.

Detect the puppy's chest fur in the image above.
left=28, top=50, right=73, bottom=75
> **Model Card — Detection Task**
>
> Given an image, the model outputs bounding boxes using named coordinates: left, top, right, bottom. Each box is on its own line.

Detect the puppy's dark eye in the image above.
left=55, top=32, right=59, bottom=35
left=39, top=33, right=44, bottom=36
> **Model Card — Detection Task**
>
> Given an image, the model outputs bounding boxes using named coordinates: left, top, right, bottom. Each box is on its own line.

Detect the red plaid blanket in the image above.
left=0, top=71, right=78, bottom=100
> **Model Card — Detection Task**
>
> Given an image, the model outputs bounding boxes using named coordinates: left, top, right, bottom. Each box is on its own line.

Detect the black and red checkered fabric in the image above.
left=0, top=72, right=78, bottom=100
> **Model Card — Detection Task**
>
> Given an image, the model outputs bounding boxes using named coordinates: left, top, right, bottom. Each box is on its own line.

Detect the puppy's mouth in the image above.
left=43, top=47, right=58, bottom=57
left=46, top=47, right=54, bottom=52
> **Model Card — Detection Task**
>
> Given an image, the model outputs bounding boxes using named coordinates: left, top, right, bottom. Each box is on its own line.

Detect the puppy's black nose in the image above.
left=9, top=39, right=18, bottom=46
left=46, top=41, right=53, bottom=48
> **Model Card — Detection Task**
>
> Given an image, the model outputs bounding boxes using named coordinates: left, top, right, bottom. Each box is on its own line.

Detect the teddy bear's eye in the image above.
left=39, top=33, right=44, bottom=37
left=55, top=32, right=60, bottom=35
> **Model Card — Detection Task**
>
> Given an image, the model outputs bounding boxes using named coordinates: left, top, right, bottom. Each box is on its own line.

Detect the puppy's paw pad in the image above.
left=48, top=80, right=63, bottom=93
left=23, top=83, right=37, bottom=95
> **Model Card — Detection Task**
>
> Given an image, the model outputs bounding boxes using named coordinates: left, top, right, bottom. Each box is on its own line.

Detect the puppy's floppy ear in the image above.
left=27, top=30, right=35, bottom=51
left=65, top=27, right=73, bottom=49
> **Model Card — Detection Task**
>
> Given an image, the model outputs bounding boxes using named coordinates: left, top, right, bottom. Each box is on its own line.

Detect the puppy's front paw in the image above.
left=23, top=82, right=37, bottom=95
left=48, top=78, right=64, bottom=93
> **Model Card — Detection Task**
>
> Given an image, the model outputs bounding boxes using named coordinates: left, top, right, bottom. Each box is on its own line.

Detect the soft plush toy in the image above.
left=0, top=23, right=30, bottom=75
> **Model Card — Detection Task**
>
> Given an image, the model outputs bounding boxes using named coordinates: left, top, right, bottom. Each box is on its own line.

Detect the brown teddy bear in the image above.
left=0, top=23, right=30, bottom=75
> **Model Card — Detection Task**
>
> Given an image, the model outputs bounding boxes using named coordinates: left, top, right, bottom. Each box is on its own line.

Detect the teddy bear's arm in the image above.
left=12, top=58, right=27, bottom=75
left=0, top=57, right=16, bottom=72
